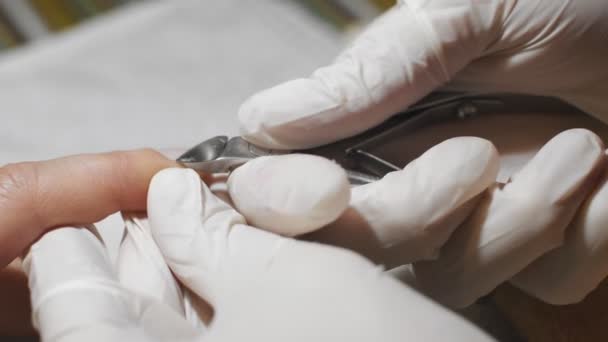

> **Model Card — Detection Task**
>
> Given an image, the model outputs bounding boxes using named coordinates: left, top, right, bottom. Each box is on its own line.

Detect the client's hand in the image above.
left=0, top=149, right=178, bottom=336
left=0, top=149, right=177, bottom=267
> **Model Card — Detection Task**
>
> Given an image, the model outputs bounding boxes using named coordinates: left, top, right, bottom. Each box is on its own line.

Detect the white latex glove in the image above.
left=223, top=128, right=607, bottom=309
left=236, top=0, right=608, bottom=307
left=413, top=129, right=606, bottom=307
left=111, top=135, right=498, bottom=340
left=23, top=167, right=493, bottom=342
left=239, top=0, right=608, bottom=149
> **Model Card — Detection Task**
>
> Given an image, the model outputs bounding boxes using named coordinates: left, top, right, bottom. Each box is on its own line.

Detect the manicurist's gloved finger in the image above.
left=147, top=168, right=289, bottom=311
left=240, top=0, right=608, bottom=150
left=239, top=1, right=505, bottom=149
left=23, top=225, right=197, bottom=342
left=117, top=214, right=199, bottom=324
left=413, top=129, right=605, bottom=308
left=226, top=136, right=498, bottom=267
left=0, top=149, right=178, bottom=267
left=116, top=154, right=350, bottom=333
left=509, top=161, right=608, bottom=304
left=147, top=168, right=494, bottom=341
left=227, top=154, right=351, bottom=236
left=23, top=226, right=128, bottom=341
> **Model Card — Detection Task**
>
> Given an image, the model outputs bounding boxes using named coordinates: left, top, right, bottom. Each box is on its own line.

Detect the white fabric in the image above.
left=0, top=0, right=344, bottom=259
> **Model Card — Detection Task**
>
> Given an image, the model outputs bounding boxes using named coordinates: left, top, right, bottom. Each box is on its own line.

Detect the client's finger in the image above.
left=0, top=149, right=178, bottom=266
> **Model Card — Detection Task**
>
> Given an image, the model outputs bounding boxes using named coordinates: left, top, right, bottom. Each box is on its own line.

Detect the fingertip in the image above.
left=439, top=136, right=499, bottom=163
left=452, top=136, right=500, bottom=183
left=507, top=128, right=605, bottom=203
left=321, top=136, right=499, bottom=263
left=416, top=136, right=500, bottom=198
left=228, top=154, right=350, bottom=236
left=149, top=167, right=200, bottom=195
left=148, top=168, right=202, bottom=220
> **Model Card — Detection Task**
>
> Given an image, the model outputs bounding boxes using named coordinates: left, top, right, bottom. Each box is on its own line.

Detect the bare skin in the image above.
left=0, top=149, right=178, bottom=336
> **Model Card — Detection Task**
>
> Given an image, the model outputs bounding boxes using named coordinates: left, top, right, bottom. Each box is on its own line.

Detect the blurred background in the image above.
left=0, top=0, right=395, bottom=51
left=0, top=0, right=395, bottom=166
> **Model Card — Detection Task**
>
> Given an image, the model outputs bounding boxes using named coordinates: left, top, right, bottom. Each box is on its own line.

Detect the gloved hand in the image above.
left=23, top=165, right=494, bottom=341
left=239, top=0, right=607, bottom=150
left=236, top=0, right=608, bottom=307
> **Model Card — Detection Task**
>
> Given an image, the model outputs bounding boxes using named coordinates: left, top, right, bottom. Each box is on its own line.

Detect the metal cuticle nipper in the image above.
left=177, top=92, right=583, bottom=185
